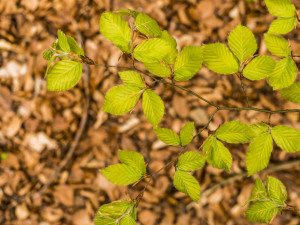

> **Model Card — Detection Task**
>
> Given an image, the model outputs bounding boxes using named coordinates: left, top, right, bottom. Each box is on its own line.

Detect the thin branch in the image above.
left=193, top=108, right=219, bottom=140
left=201, top=159, right=300, bottom=198
left=93, top=63, right=300, bottom=114
left=239, top=77, right=250, bottom=107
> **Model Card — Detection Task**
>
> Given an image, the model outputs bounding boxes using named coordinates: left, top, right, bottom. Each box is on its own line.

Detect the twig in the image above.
left=239, top=77, right=250, bottom=107
left=201, top=159, right=300, bottom=198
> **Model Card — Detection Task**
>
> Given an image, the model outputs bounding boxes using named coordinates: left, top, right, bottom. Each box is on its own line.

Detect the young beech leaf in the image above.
left=159, top=30, right=177, bottom=48
left=250, top=178, right=268, bottom=201
left=144, top=61, right=171, bottom=78
left=142, top=89, right=164, bottom=126
left=135, top=13, right=162, bottom=36
left=173, top=170, right=200, bottom=202
left=179, top=122, right=195, bottom=146
left=99, top=12, right=131, bottom=53
left=264, top=0, right=296, bottom=17
left=66, top=36, right=84, bottom=56
left=95, top=200, right=136, bottom=225
left=158, top=30, right=178, bottom=64
left=271, top=125, right=300, bottom=152
left=102, top=85, right=142, bottom=115
left=118, top=150, right=146, bottom=175
left=264, top=34, right=291, bottom=57
left=202, top=43, right=239, bottom=75
left=97, top=201, right=133, bottom=219
left=215, top=120, right=255, bottom=144
left=245, top=201, right=280, bottom=223
left=133, top=38, right=171, bottom=63
left=101, top=164, right=144, bottom=185
left=154, top=128, right=180, bottom=145
left=57, top=30, right=70, bottom=53
left=246, top=132, right=273, bottom=176
left=118, top=71, right=145, bottom=88
left=268, top=17, right=297, bottom=35
left=177, top=151, right=206, bottom=171
left=94, top=217, right=116, bottom=225
left=115, top=9, right=139, bottom=18
left=268, top=57, right=297, bottom=90
left=243, top=178, right=268, bottom=207
left=228, top=24, right=257, bottom=62
left=120, top=215, right=137, bottom=225
left=250, top=122, right=269, bottom=137
left=173, top=46, right=203, bottom=81
left=47, top=60, right=82, bottom=91
left=279, top=82, right=300, bottom=103
left=266, top=176, right=287, bottom=206
left=45, top=55, right=56, bottom=78
left=242, top=55, right=275, bottom=81
left=203, top=136, right=232, bottom=172
left=43, top=50, right=54, bottom=60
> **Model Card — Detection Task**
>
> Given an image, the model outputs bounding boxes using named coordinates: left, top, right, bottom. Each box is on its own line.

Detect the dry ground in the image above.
left=1, top=0, right=300, bottom=224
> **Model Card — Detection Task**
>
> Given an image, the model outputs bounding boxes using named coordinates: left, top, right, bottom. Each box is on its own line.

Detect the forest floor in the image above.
left=1, top=0, right=300, bottom=224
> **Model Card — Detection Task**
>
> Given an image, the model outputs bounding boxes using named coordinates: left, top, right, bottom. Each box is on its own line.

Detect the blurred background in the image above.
left=1, top=0, right=300, bottom=224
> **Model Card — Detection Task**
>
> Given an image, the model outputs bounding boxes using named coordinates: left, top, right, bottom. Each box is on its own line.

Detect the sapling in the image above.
left=43, top=1, right=300, bottom=224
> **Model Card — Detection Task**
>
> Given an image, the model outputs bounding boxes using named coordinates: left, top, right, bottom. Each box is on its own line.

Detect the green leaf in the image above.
left=100, top=164, right=143, bottom=185
left=99, top=12, right=131, bottom=53
left=144, top=61, right=171, bottom=78
left=203, top=136, right=232, bottom=172
left=203, top=43, right=239, bottom=74
left=264, top=34, right=291, bottom=57
left=179, top=122, right=195, bottom=146
left=135, top=13, right=161, bottom=36
left=43, top=50, right=54, bottom=60
left=45, top=55, right=56, bottom=78
left=115, top=9, right=139, bottom=18
left=102, top=85, right=142, bottom=115
left=118, top=71, right=145, bottom=88
left=228, top=24, right=257, bottom=62
left=173, top=170, right=200, bottom=202
left=57, top=30, right=70, bottom=53
left=118, top=150, right=146, bottom=175
left=268, top=17, right=297, bottom=34
left=177, top=151, right=206, bottom=171
left=268, top=57, right=297, bottom=90
left=215, top=120, right=255, bottom=143
left=66, top=36, right=85, bottom=56
left=133, top=38, right=171, bottom=63
left=271, top=125, right=300, bottom=152
left=243, top=178, right=268, bottom=207
left=264, top=0, right=296, bottom=17
left=158, top=31, right=178, bottom=64
left=250, top=122, right=269, bottom=136
left=250, top=178, right=268, bottom=201
left=154, top=128, right=180, bottom=145
left=243, top=55, right=276, bottom=80
left=95, top=200, right=136, bottom=225
left=94, top=217, right=116, bottom=225
left=266, top=176, right=287, bottom=205
left=120, top=215, right=137, bottom=225
left=173, top=46, right=203, bottom=81
left=279, top=82, right=300, bottom=103
left=142, top=89, right=164, bottom=126
left=246, top=132, right=273, bottom=176
left=159, top=30, right=177, bottom=48
left=47, top=60, right=82, bottom=91
left=246, top=201, right=279, bottom=223
left=98, top=201, right=133, bottom=219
